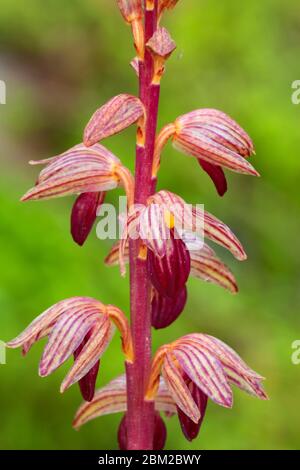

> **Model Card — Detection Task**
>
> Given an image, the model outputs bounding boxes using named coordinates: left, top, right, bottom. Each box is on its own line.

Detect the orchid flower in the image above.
left=7, top=298, right=133, bottom=401
left=153, top=109, right=258, bottom=196
left=73, top=374, right=175, bottom=450
left=145, top=334, right=268, bottom=441
left=9, top=1, right=266, bottom=450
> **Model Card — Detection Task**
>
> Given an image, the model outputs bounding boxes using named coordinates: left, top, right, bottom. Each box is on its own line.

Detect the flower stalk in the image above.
left=126, top=0, right=160, bottom=450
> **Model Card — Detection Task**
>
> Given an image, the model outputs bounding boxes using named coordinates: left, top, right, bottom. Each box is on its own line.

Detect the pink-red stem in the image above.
left=126, top=2, right=160, bottom=450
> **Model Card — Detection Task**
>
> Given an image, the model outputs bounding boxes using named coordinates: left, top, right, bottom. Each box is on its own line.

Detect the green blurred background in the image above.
left=0, top=0, right=299, bottom=450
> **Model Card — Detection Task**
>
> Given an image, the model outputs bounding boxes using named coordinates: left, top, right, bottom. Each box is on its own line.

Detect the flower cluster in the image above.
left=8, top=0, right=267, bottom=450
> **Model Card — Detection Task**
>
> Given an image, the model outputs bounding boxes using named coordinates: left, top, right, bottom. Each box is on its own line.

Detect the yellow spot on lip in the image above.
left=164, top=210, right=175, bottom=229
left=138, top=244, right=148, bottom=260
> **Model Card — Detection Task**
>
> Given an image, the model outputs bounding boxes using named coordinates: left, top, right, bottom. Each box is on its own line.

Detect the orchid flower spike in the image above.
left=7, top=298, right=133, bottom=401
left=146, top=334, right=268, bottom=441
left=153, top=109, right=258, bottom=196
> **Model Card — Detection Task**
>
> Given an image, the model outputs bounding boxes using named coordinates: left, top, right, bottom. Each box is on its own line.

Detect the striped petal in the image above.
left=21, top=144, right=120, bottom=201
left=105, top=241, right=129, bottom=266
left=174, top=109, right=258, bottom=176
left=84, top=94, right=144, bottom=147
left=225, top=366, right=268, bottom=400
left=178, top=334, right=264, bottom=380
left=190, top=245, right=238, bottom=294
left=147, top=230, right=190, bottom=298
left=151, top=286, right=187, bottom=329
left=7, top=297, right=98, bottom=350
left=39, top=308, right=104, bottom=377
left=200, top=209, right=247, bottom=261
left=60, top=318, right=115, bottom=393
left=73, top=375, right=127, bottom=429
left=151, top=191, right=246, bottom=261
left=173, top=342, right=233, bottom=408
left=150, top=191, right=195, bottom=234
left=73, top=374, right=176, bottom=430
left=71, top=191, right=105, bottom=246
left=139, top=203, right=171, bottom=257
left=162, top=352, right=200, bottom=423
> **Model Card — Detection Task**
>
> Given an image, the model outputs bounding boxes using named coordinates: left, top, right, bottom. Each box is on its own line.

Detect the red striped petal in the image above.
left=39, top=309, right=102, bottom=377
left=71, top=191, right=105, bottom=246
left=200, top=209, right=247, bottom=261
left=147, top=230, right=191, bottom=298
left=84, top=94, right=144, bottom=147
left=198, top=159, right=227, bottom=196
left=60, top=318, right=115, bottom=393
left=139, top=203, right=171, bottom=258
left=179, top=334, right=264, bottom=380
left=21, top=144, right=120, bottom=201
left=174, top=108, right=258, bottom=176
left=73, top=374, right=176, bottom=430
left=151, top=286, right=187, bottom=329
left=173, top=342, right=233, bottom=408
left=190, top=246, right=238, bottom=294
left=162, top=352, right=200, bottom=423
left=7, top=297, right=100, bottom=350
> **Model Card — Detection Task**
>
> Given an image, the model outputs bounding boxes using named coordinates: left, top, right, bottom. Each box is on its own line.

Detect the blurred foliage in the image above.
left=0, top=0, right=300, bottom=450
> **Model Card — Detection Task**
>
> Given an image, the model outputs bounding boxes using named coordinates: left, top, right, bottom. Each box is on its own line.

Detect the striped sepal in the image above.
left=84, top=94, right=144, bottom=147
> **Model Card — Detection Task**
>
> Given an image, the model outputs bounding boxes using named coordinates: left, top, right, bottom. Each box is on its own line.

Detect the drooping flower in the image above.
left=104, top=189, right=240, bottom=328
left=119, top=189, right=245, bottom=280
left=73, top=373, right=174, bottom=449
left=22, top=143, right=134, bottom=203
left=73, top=374, right=176, bottom=429
left=84, top=94, right=145, bottom=147
left=153, top=109, right=259, bottom=195
left=146, top=333, right=268, bottom=440
left=6, top=298, right=133, bottom=401
left=21, top=143, right=134, bottom=245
